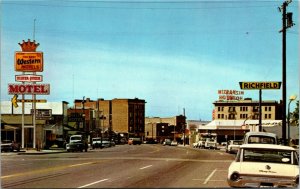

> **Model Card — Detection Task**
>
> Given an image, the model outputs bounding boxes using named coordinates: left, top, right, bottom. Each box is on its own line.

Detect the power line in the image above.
left=2, top=1, right=279, bottom=10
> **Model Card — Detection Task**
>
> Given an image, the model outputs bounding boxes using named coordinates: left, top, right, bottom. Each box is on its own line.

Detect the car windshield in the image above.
left=248, top=136, right=276, bottom=144
left=243, top=148, right=295, bottom=164
left=1, top=140, right=12, bottom=144
left=233, top=141, right=243, bottom=145
left=71, top=137, right=81, bottom=140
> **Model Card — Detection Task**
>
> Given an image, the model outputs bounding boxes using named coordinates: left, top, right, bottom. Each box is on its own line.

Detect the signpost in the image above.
left=239, top=81, right=281, bottom=132
left=9, top=39, right=50, bottom=150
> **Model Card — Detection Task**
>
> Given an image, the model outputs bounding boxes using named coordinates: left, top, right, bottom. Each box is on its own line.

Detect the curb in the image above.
left=17, top=150, right=67, bottom=155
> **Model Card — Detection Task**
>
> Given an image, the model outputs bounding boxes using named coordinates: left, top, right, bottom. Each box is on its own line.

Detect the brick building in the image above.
left=70, top=97, right=146, bottom=140
left=145, top=115, right=187, bottom=144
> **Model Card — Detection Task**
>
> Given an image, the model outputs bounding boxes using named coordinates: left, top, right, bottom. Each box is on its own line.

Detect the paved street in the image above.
left=1, top=144, right=235, bottom=188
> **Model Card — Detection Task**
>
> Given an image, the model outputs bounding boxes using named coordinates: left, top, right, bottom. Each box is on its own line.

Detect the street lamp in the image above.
left=287, top=94, right=297, bottom=145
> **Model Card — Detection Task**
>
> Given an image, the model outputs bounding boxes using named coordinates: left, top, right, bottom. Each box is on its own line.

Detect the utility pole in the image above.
left=279, top=0, right=294, bottom=145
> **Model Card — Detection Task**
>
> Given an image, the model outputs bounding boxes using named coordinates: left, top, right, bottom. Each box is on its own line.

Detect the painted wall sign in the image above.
left=15, top=52, right=43, bottom=72
left=218, top=89, right=244, bottom=101
left=239, top=82, right=281, bottom=90
left=8, top=84, right=50, bottom=95
left=15, top=75, right=43, bottom=82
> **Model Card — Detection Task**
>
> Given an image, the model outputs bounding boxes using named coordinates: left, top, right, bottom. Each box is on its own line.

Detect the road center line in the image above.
left=203, top=169, right=217, bottom=184
left=140, top=165, right=153, bottom=170
left=77, top=178, right=109, bottom=188
left=69, top=162, right=94, bottom=167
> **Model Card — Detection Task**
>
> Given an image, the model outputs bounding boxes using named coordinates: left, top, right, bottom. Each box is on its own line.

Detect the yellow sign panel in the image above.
left=239, top=82, right=281, bottom=90
left=15, top=52, right=43, bottom=72
left=17, top=99, right=47, bottom=103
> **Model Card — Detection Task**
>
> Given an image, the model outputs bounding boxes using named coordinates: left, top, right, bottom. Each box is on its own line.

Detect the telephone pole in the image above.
left=279, top=0, right=294, bottom=145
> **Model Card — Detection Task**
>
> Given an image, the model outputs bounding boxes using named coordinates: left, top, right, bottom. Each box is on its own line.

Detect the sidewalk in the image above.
left=17, top=148, right=67, bottom=155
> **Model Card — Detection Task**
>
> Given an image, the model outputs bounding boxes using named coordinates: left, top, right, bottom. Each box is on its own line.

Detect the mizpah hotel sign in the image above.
left=218, top=89, right=244, bottom=101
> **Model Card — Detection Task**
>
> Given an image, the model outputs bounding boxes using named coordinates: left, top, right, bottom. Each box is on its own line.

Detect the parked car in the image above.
left=204, top=138, right=217, bottom=149
left=66, top=135, right=88, bottom=152
left=192, top=142, right=199, bottom=148
left=163, top=139, right=172, bottom=146
left=226, top=140, right=243, bottom=154
left=243, top=131, right=278, bottom=144
left=197, top=138, right=206, bottom=148
left=227, top=144, right=299, bottom=188
left=144, top=139, right=158, bottom=144
left=128, top=138, right=142, bottom=145
left=92, top=137, right=101, bottom=149
left=170, top=141, right=178, bottom=146
left=92, top=138, right=115, bottom=149
left=1, top=140, right=20, bottom=152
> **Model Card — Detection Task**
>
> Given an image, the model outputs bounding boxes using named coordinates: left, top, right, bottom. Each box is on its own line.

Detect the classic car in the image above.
left=227, top=144, right=299, bottom=188
left=1, top=140, right=20, bottom=152
left=243, top=131, right=278, bottom=144
left=128, top=137, right=142, bottom=145
left=204, top=138, right=217, bottom=149
left=226, top=140, right=243, bottom=154
left=66, top=135, right=87, bottom=152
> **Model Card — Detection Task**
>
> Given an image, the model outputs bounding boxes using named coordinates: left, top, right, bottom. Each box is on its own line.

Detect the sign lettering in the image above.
left=239, top=82, right=281, bottom=90
left=15, top=75, right=43, bottom=82
left=8, top=84, right=50, bottom=95
left=15, top=52, right=43, bottom=72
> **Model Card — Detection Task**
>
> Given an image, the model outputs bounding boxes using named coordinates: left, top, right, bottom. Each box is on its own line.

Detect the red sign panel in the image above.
left=15, top=75, right=43, bottom=82
left=8, top=84, right=50, bottom=95
left=15, top=52, right=43, bottom=72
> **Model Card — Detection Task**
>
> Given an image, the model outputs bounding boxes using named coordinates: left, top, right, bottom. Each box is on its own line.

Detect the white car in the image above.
left=204, top=138, right=217, bottom=149
left=226, top=140, right=243, bottom=154
left=227, top=144, right=299, bottom=188
left=243, top=131, right=278, bottom=144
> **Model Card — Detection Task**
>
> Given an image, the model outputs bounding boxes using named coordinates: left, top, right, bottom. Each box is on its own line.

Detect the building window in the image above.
left=229, top=107, right=235, bottom=112
left=228, top=114, right=235, bottom=120
left=240, top=107, right=248, bottom=112
left=218, top=107, right=224, bottom=112
left=269, top=114, right=271, bottom=119
left=269, top=107, right=271, bottom=111
left=218, top=114, right=224, bottom=119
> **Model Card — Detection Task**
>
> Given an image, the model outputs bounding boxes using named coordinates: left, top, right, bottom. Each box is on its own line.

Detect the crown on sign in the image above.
left=18, top=39, right=40, bottom=52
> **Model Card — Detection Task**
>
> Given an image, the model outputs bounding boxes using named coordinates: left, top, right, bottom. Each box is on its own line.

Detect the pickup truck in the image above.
left=66, top=135, right=88, bottom=152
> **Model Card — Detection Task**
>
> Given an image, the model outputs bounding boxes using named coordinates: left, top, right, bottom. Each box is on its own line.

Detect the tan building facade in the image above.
left=73, top=97, right=146, bottom=138
left=98, top=98, right=146, bottom=137
left=145, top=116, right=186, bottom=143
left=213, top=99, right=282, bottom=121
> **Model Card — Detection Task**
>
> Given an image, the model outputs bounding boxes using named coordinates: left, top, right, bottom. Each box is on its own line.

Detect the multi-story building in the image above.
left=213, top=98, right=282, bottom=121
left=145, top=115, right=186, bottom=143
left=71, top=97, right=146, bottom=140
left=99, top=98, right=146, bottom=138
left=196, top=98, right=284, bottom=143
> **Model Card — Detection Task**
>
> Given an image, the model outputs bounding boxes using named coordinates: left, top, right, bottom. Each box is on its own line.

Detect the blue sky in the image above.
left=1, top=1, right=299, bottom=120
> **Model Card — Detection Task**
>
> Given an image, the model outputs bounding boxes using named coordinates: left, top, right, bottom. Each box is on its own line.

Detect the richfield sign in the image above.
left=15, top=52, right=44, bottom=72
left=8, top=84, right=50, bottom=95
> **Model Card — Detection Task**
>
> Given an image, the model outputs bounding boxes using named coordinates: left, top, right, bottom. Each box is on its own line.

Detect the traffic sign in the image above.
left=11, top=94, right=19, bottom=108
